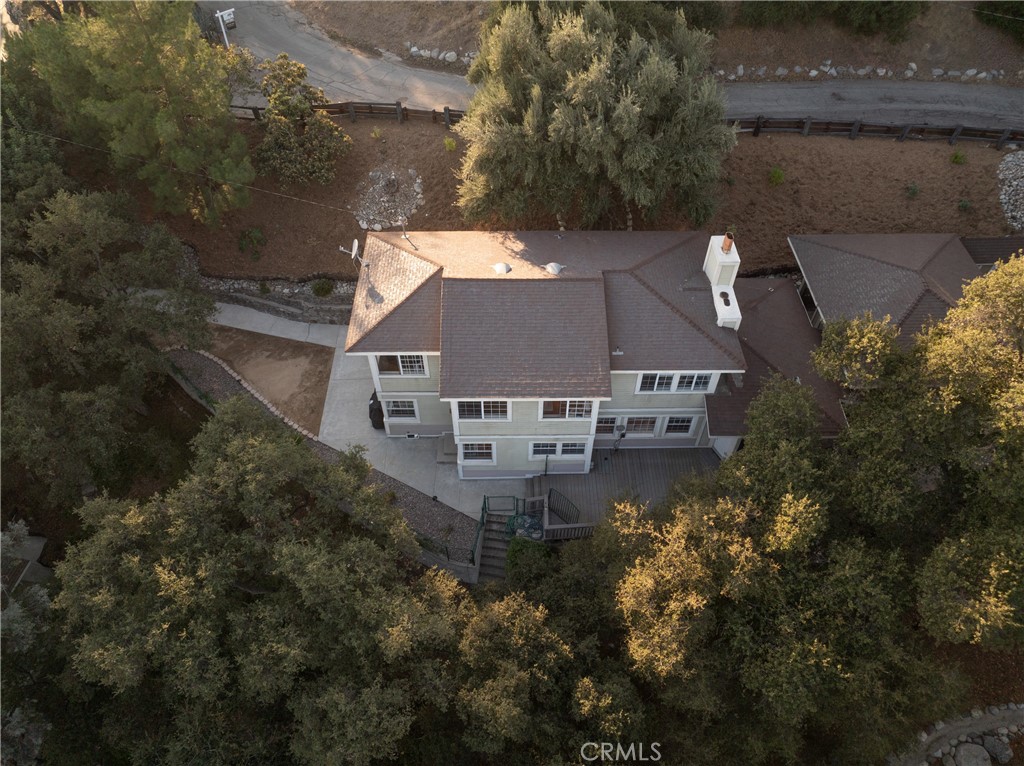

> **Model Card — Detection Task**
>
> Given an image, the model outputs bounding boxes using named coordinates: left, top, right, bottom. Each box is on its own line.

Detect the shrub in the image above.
left=737, top=0, right=927, bottom=42
left=951, top=150, right=967, bottom=165
left=768, top=166, right=785, bottom=186
left=505, top=537, right=556, bottom=592
left=905, top=182, right=920, bottom=199
left=370, top=126, right=384, bottom=140
left=238, top=227, right=267, bottom=261
left=679, top=1, right=729, bottom=32
left=311, top=278, right=334, bottom=297
left=958, top=199, right=972, bottom=212
left=443, top=136, right=457, bottom=152
left=258, top=280, right=270, bottom=294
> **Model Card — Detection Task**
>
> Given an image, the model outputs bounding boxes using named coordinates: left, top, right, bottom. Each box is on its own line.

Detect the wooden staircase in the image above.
left=477, top=511, right=513, bottom=583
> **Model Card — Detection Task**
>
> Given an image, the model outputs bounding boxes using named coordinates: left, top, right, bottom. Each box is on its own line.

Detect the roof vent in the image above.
left=492, top=262, right=512, bottom=274
left=544, top=262, right=565, bottom=275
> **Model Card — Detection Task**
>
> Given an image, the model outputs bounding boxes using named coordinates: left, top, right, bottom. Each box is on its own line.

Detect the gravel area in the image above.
left=165, top=349, right=477, bottom=552
left=999, top=151, right=1024, bottom=232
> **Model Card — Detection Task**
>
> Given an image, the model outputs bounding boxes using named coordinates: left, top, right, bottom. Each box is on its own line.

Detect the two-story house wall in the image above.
left=345, top=230, right=749, bottom=479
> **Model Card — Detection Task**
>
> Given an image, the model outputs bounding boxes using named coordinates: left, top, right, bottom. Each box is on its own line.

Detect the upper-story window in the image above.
left=636, top=372, right=713, bottom=393
left=541, top=400, right=593, bottom=419
left=377, top=354, right=427, bottom=376
left=457, top=400, right=509, bottom=420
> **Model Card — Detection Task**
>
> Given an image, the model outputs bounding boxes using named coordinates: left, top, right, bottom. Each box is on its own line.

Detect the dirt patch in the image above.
left=934, top=643, right=1024, bottom=710
left=208, top=325, right=334, bottom=435
left=176, top=116, right=1011, bottom=278
left=296, top=0, right=486, bottom=72
left=713, top=3, right=1024, bottom=84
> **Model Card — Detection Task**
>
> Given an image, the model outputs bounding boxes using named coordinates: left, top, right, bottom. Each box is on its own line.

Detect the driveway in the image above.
left=205, top=0, right=1023, bottom=126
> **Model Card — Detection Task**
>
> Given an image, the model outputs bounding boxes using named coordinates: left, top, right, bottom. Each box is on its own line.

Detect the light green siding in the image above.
left=378, top=354, right=440, bottom=393
left=606, top=372, right=707, bottom=409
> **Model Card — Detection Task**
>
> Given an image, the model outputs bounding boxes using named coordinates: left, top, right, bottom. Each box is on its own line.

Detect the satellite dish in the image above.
left=351, top=239, right=360, bottom=262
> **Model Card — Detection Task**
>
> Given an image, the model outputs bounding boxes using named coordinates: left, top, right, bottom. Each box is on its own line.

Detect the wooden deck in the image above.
left=535, top=448, right=720, bottom=526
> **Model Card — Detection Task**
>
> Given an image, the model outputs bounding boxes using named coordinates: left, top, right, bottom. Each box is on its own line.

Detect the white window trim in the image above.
left=623, top=416, right=659, bottom=437
left=528, top=440, right=591, bottom=460
left=636, top=372, right=675, bottom=393
left=663, top=415, right=695, bottom=435
left=376, top=354, right=430, bottom=378
left=459, top=441, right=496, bottom=465
left=537, top=399, right=594, bottom=420
left=634, top=372, right=716, bottom=395
left=383, top=398, right=419, bottom=422
left=455, top=399, right=511, bottom=422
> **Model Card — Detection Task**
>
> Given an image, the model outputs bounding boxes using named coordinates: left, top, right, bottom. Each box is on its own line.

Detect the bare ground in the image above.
left=208, top=325, right=334, bottom=434
left=176, top=118, right=1012, bottom=279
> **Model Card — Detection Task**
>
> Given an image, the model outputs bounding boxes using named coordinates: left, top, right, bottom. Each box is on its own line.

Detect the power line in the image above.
left=7, top=123, right=362, bottom=217
left=970, top=7, right=1024, bottom=23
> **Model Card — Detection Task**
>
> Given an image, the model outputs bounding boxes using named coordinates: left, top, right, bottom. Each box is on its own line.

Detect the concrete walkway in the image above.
left=207, top=305, right=526, bottom=519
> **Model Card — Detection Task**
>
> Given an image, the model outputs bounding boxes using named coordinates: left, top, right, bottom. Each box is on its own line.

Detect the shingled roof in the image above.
left=346, top=231, right=746, bottom=398
left=789, top=233, right=977, bottom=343
left=706, top=278, right=846, bottom=438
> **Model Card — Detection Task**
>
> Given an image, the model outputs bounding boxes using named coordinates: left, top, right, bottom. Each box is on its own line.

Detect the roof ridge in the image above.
left=347, top=269, right=442, bottom=352
left=791, top=235, right=922, bottom=275
left=625, top=234, right=701, bottom=274
left=372, top=233, right=447, bottom=269
left=893, top=287, right=932, bottom=328
left=919, top=237, right=965, bottom=306
left=628, top=271, right=745, bottom=367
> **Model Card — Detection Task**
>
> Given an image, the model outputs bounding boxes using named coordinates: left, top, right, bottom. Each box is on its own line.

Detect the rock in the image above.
left=977, top=72, right=987, bottom=79
left=837, top=65, right=848, bottom=73
left=877, top=67, right=886, bottom=76
left=775, top=67, right=789, bottom=76
left=430, top=48, right=440, bottom=59
left=961, top=735, right=969, bottom=742
left=1011, top=725, right=1020, bottom=734
left=966, top=68, right=978, bottom=76
left=932, top=68, right=944, bottom=76
left=934, top=749, right=946, bottom=760
left=737, top=64, right=744, bottom=77
left=904, top=69, right=915, bottom=78
left=359, top=220, right=368, bottom=230
left=823, top=59, right=832, bottom=67
left=988, top=706, right=1000, bottom=715
left=404, top=41, right=412, bottom=49
left=372, top=223, right=382, bottom=232
left=909, top=62, right=917, bottom=71
left=972, top=708, right=984, bottom=718
left=444, top=51, right=457, bottom=62
left=955, top=743, right=993, bottom=766
left=944, top=756, right=956, bottom=766
left=727, top=74, right=736, bottom=81
left=809, top=69, right=818, bottom=78
left=936, top=721, right=946, bottom=731
left=982, top=735, right=1012, bottom=764
left=920, top=731, right=931, bottom=743
left=828, top=67, right=837, bottom=76
left=949, top=70, right=962, bottom=77
left=857, top=66, right=871, bottom=75
left=410, top=47, right=419, bottom=56
left=717, top=69, right=725, bottom=76
left=794, top=65, right=803, bottom=73
left=756, top=66, right=766, bottom=76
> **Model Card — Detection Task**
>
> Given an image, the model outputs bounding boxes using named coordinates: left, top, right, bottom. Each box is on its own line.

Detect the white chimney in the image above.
left=703, top=232, right=740, bottom=288
left=713, top=286, right=742, bottom=331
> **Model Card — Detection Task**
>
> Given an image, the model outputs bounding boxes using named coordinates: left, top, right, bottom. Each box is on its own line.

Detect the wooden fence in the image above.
left=231, top=100, right=467, bottom=127
left=231, top=102, right=1023, bottom=148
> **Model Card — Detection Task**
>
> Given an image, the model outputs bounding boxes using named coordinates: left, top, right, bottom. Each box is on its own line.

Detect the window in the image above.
left=596, top=417, right=617, bottom=434
left=561, top=442, right=586, bottom=455
left=625, top=417, right=656, bottom=433
left=461, top=443, right=494, bottom=462
left=457, top=401, right=508, bottom=420
left=639, top=373, right=673, bottom=392
left=665, top=416, right=694, bottom=434
left=541, top=400, right=592, bottom=419
left=532, top=443, right=557, bottom=457
left=637, top=372, right=714, bottom=393
left=377, top=354, right=426, bottom=376
left=384, top=400, right=416, bottom=419
left=530, top=442, right=588, bottom=459
left=676, top=374, right=712, bottom=392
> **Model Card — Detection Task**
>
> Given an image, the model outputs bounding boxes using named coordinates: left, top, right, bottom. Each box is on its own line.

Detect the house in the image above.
left=789, top=234, right=1022, bottom=343
left=345, top=230, right=841, bottom=478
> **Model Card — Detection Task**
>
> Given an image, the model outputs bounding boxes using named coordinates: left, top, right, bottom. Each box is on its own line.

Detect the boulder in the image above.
left=982, top=735, right=1012, bottom=765
left=908, top=62, right=917, bottom=71
left=966, top=68, right=978, bottom=76
left=736, top=64, right=744, bottom=77
left=444, top=51, right=457, bottom=62
left=430, top=48, right=440, bottom=59
left=775, top=67, right=789, bottom=76
left=932, top=68, right=944, bottom=76
left=955, top=743, right=992, bottom=766
left=809, top=69, right=819, bottom=78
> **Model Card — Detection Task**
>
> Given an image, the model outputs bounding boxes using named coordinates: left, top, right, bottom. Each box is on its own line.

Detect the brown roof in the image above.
left=348, top=231, right=745, bottom=397
left=344, top=238, right=441, bottom=353
left=789, top=233, right=976, bottom=344
left=706, top=278, right=846, bottom=438
left=960, top=236, right=1024, bottom=266
left=439, top=279, right=612, bottom=399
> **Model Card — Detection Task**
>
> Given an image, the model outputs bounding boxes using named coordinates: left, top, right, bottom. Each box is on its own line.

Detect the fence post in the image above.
left=250, top=106, right=262, bottom=121
left=849, top=120, right=861, bottom=140
left=444, top=106, right=451, bottom=129
left=802, top=117, right=812, bottom=136
left=395, top=100, right=403, bottom=123
left=997, top=128, right=1012, bottom=150
left=898, top=124, right=912, bottom=142
left=949, top=125, right=963, bottom=145
left=753, top=115, right=763, bottom=137
left=348, top=103, right=356, bottom=123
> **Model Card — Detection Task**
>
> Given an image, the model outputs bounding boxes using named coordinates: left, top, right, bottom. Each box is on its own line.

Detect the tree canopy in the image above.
left=456, top=0, right=735, bottom=228
left=19, top=0, right=253, bottom=222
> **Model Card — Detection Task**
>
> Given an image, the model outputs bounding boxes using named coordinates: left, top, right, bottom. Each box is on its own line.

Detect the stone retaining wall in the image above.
left=891, top=702, right=1024, bottom=766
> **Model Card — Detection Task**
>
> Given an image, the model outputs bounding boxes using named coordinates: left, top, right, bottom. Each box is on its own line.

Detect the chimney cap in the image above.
left=722, top=232, right=735, bottom=253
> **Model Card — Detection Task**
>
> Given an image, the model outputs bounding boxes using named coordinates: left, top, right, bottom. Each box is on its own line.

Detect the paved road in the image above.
left=205, top=0, right=1023, bottom=125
